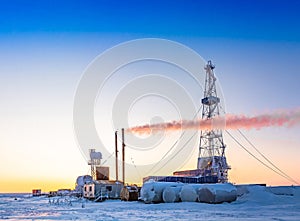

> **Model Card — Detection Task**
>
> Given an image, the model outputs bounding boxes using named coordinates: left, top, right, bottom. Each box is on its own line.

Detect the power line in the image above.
left=101, top=151, right=115, bottom=165
left=217, top=105, right=298, bottom=185
left=237, top=129, right=299, bottom=185
left=145, top=105, right=202, bottom=176
left=130, top=157, right=142, bottom=181
left=152, top=131, right=198, bottom=175
left=226, top=130, right=299, bottom=185
left=145, top=128, right=186, bottom=176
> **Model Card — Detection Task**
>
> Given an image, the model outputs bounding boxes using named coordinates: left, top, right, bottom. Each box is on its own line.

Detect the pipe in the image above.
left=115, top=131, right=118, bottom=181
left=122, top=128, right=125, bottom=185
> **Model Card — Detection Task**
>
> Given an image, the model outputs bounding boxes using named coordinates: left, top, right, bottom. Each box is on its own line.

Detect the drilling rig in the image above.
left=197, top=60, right=230, bottom=182
left=145, top=61, right=230, bottom=184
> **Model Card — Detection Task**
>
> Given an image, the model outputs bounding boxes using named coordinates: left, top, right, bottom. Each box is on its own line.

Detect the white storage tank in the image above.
left=198, top=183, right=237, bottom=203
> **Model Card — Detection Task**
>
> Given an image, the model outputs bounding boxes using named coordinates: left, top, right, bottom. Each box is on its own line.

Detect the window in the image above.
left=106, top=186, right=112, bottom=191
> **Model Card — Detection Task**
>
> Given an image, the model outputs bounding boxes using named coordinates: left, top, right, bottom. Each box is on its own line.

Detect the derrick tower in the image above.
left=197, top=61, right=230, bottom=182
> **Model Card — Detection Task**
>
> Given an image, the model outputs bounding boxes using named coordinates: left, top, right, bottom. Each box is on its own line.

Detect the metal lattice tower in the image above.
left=88, top=149, right=102, bottom=180
left=197, top=61, right=230, bottom=182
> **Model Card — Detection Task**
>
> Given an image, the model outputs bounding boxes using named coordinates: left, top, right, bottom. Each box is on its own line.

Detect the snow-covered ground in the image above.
left=0, top=185, right=299, bottom=221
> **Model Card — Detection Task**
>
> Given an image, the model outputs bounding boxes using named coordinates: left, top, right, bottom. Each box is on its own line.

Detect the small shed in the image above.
left=83, top=180, right=123, bottom=200
left=32, top=189, right=41, bottom=197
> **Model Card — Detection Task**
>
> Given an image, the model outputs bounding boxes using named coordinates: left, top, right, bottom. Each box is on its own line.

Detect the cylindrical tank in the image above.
left=141, top=181, right=184, bottom=203
left=180, top=185, right=198, bottom=202
left=120, top=186, right=139, bottom=201
left=75, top=175, right=93, bottom=193
left=141, top=181, right=237, bottom=204
left=197, top=183, right=237, bottom=204
left=162, top=186, right=181, bottom=203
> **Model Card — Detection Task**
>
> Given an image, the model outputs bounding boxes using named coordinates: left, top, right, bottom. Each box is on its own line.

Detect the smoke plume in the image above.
left=127, top=108, right=300, bottom=135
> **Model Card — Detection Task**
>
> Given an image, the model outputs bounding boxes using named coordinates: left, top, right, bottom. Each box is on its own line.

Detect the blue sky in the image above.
left=0, top=0, right=300, bottom=191
left=1, top=0, right=299, bottom=40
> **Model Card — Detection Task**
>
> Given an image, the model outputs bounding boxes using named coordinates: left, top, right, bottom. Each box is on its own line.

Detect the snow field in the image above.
left=0, top=185, right=299, bottom=220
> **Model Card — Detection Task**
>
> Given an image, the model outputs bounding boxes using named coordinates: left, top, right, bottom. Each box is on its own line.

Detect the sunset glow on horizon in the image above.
left=1, top=0, right=300, bottom=193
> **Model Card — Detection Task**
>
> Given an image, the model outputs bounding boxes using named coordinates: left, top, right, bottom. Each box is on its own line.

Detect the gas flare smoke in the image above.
left=127, top=108, right=300, bottom=135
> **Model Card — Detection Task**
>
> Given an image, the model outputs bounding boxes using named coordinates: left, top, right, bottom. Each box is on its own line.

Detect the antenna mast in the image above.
left=198, top=60, right=230, bottom=182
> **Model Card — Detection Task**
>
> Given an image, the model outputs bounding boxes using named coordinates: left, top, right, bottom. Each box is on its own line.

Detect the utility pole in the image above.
left=122, top=128, right=125, bottom=185
left=115, top=131, right=119, bottom=181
